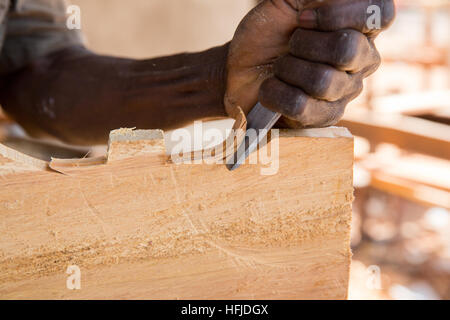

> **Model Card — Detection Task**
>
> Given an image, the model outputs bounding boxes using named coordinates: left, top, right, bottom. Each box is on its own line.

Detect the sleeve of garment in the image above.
left=0, top=0, right=84, bottom=75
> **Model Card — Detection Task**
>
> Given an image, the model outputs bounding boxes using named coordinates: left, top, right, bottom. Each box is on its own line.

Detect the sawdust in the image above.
left=0, top=127, right=354, bottom=299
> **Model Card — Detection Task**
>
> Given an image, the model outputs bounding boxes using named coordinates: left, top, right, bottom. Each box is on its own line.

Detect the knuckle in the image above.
left=373, top=49, right=382, bottom=68
left=289, top=29, right=304, bottom=52
left=322, top=103, right=347, bottom=127
left=351, top=80, right=364, bottom=99
left=259, top=77, right=308, bottom=120
left=364, top=49, right=382, bottom=76
left=288, top=93, right=309, bottom=120
left=273, top=55, right=289, bottom=74
left=334, top=29, right=365, bottom=69
left=310, top=65, right=336, bottom=99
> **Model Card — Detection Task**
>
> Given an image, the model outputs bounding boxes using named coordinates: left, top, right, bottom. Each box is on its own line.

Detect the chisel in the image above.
left=226, top=0, right=329, bottom=171
left=226, top=103, right=281, bottom=171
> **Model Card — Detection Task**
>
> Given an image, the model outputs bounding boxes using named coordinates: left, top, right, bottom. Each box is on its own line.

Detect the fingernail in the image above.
left=299, top=9, right=317, bottom=28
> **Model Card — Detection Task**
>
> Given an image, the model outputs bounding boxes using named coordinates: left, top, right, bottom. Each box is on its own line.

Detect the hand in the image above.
left=225, top=0, right=395, bottom=127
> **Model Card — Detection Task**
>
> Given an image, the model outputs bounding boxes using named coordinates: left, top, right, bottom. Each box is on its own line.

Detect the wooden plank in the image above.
left=371, top=91, right=450, bottom=115
left=370, top=173, right=450, bottom=209
left=417, top=109, right=450, bottom=126
left=382, top=45, right=448, bottom=67
left=339, top=109, right=450, bottom=160
left=0, top=127, right=354, bottom=300
left=356, top=148, right=450, bottom=208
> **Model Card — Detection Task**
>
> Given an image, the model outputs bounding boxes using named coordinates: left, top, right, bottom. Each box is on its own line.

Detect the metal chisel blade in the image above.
left=226, top=103, right=281, bottom=171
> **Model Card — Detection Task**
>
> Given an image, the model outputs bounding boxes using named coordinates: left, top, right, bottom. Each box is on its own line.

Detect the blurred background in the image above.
left=0, top=0, right=449, bottom=300
left=343, top=0, right=450, bottom=300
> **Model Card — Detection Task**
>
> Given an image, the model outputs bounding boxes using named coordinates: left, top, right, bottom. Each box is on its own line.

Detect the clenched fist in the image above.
left=225, top=0, right=395, bottom=128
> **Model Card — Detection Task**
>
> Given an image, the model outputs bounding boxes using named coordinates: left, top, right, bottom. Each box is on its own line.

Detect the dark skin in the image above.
left=0, top=0, right=395, bottom=145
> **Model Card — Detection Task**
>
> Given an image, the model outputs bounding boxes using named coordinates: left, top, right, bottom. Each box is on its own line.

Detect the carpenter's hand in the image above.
left=225, top=0, right=395, bottom=127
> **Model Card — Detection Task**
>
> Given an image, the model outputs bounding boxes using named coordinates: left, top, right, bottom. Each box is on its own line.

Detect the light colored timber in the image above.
left=357, top=147, right=450, bottom=209
left=370, top=91, right=450, bottom=115
left=0, top=127, right=354, bottom=300
left=382, top=45, right=448, bottom=67
left=339, top=108, right=450, bottom=160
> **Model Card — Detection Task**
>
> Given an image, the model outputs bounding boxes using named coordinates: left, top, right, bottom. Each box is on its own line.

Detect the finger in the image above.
left=290, top=28, right=381, bottom=73
left=299, top=0, right=396, bottom=36
left=259, top=77, right=360, bottom=127
left=274, top=55, right=363, bottom=101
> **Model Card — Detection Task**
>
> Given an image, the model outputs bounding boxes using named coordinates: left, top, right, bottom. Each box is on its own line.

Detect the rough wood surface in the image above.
left=0, top=127, right=354, bottom=300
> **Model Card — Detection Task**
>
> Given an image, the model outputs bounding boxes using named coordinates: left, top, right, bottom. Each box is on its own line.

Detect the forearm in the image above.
left=0, top=44, right=229, bottom=145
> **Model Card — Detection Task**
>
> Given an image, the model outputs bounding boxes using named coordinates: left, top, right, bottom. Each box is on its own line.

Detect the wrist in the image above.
left=198, top=42, right=230, bottom=119
left=184, top=42, right=231, bottom=119
left=121, top=43, right=231, bottom=129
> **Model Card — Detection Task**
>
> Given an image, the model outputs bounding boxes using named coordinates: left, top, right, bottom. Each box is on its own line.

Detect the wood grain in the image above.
left=0, top=127, right=354, bottom=300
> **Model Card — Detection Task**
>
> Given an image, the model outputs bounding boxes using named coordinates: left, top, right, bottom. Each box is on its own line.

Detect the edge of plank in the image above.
left=280, top=127, right=353, bottom=139
left=107, top=128, right=166, bottom=163
left=0, top=143, right=49, bottom=172
left=0, top=126, right=353, bottom=173
left=109, top=128, right=165, bottom=143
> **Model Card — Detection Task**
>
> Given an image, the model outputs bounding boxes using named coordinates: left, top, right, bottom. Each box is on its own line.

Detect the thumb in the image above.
left=243, top=0, right=330, bottom=41
left=251, top=0, right=302, bottom=37
left=229, top=0, right=328, bottom=67
left=225, top=0, right=329, bottom=114
left=229, top=1, right=302, bottom=61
